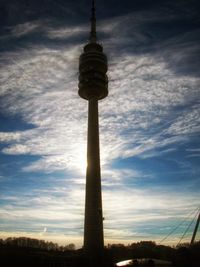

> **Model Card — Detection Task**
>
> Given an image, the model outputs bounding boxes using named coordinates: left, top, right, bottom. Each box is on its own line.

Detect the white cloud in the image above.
left=1, top=185, right=198, bottom=245
left=0, top=185, right=85, bottom=228
left=0, top=132, right=22, bottom=142
left=3, top=144, right=31, bottom=154
left=167, top=106, right=200, bottom=135
left=102, top=187, right=200, bottom=243
left=1, top=46, right=199, bottom=170
left=102, top=168, right=141, bottom=184
left=1, top=16, right=200, bottom=170
left=10, top=21, right=42, bottom=37
left=46, top=25, right=88, bottom=39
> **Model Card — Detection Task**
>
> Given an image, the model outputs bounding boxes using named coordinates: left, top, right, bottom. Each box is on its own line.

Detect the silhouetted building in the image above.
left=78, top=0, right=108, bottom=265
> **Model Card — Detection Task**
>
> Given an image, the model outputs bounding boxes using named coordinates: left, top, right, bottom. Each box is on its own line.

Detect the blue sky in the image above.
left=0, top=0, right=200, bottom=247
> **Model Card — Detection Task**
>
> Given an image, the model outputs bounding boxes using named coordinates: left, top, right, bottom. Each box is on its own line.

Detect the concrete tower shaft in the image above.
left=84, top=97, right=104, bottom=256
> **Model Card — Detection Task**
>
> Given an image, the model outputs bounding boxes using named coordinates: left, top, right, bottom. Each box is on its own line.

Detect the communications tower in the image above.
left=78, top=0, right=108, bottom=264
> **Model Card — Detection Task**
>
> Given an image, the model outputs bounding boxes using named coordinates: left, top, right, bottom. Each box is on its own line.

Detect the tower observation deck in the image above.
left=78, top=1, right=108, bottom=101
left=78, top=0, right=108, bottom=265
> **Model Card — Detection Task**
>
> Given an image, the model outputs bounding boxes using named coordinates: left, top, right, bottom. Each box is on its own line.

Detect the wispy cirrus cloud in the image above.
left=0, top=17, right=199, bottom=184
left=0, top=181, right=199, bottom=245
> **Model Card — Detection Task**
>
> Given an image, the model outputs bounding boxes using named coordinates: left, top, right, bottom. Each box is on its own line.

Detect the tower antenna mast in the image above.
left=90, top=0, right=96, bottom=43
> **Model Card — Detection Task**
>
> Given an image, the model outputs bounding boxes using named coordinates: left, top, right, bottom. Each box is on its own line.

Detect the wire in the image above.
left=159, top=207, right=199, bottom=244
left=177, top=208, right=199, bottom=246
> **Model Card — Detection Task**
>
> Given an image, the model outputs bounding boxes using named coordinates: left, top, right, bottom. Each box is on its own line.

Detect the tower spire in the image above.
left=90, top=0, right=96, bottom=43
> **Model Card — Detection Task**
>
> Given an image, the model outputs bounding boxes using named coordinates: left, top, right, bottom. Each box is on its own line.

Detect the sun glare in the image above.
left=74, top=144, right=87, bottom=174
left=77, top=152, right=87, bottom=174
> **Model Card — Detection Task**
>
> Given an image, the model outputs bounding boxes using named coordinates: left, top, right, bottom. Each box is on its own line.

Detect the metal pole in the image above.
left=191, top=211, right=200, bottom=244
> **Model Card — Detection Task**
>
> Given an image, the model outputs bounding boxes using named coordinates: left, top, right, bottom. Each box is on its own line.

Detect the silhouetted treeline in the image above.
left=0, top=237, right=200, bottom=266
left=0, top=236, right=75, bottom=251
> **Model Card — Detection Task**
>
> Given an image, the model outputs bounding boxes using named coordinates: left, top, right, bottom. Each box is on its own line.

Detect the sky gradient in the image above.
left=0, top=0, right=200, bottom=247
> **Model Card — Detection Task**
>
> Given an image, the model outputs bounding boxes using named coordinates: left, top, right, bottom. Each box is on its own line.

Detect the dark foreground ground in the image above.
left=1, top=239, right=200, bottom=267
